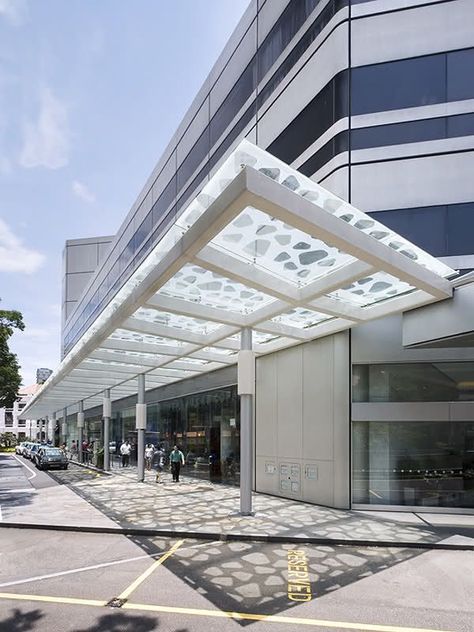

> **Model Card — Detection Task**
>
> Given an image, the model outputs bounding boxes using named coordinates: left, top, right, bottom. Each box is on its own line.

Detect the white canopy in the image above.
left=24, top=140, right=454, bottom=419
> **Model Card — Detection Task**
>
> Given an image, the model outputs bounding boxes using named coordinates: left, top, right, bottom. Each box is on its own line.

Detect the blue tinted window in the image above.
left=352, top=54, right=446, bottom=115
left=447, top=49, right=474, bottom=101
left=446, top=202, right=474, bottom=256
left=447, top=113, right=474, bottom=137
left=352, top=118, right=446, bottom=149
left=369, top=206, right=447, bottom=256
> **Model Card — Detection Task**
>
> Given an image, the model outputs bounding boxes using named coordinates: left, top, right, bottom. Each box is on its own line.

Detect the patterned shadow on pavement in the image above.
left=128, top=535, right=422, bottom=627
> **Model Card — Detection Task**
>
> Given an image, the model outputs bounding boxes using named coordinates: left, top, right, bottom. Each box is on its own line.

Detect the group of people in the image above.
left=120, top=441, right=185, bottom=482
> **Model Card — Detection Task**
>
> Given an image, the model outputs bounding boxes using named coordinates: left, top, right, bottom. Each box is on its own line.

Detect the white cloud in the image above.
left=0, top=218, right=45, bottom=273
left=72, top=180, right=95, bottom=204
left=0, top=0, right=28, bottom=26
left=19, top=86, right=70, bottom=169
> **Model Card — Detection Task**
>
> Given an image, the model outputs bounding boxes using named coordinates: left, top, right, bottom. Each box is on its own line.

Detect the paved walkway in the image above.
left=9, top=462, right=467, bottom=547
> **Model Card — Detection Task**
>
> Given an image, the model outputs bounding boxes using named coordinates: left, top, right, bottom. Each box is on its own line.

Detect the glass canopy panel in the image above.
left=97, top=348, right=163, bottom=361
left=201, top=346, right=237, bottom=357
left=165, top=360, right=207, bottom=371
left=132, top=308, right=222, bottom=336
left=328, top=271, right=415, bottom=307
left=110, top=329, right=187, bottom=348
left=227, top=331, right=281, bottom=344
left=158, top=264, right=275, bottom=314
left=230, top=140, right=454, bottom=279
left=210, top=207, right=354, bottom=287
left=85, top=358, right=146, bottom=369
left=271, top=307, right=332, bottom=329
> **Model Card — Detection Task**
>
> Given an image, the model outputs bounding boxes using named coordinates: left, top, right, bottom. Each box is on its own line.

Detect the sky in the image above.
left=0, top=0, right=249, bottom=386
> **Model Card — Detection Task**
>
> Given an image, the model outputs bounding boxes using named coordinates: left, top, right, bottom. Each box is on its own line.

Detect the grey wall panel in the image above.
left=319, top=166, right=349, bottom=201
left=66, top=243, right=97, bottom=274
left=257, top=0, right=291, bottom=46
left=256, top=332, right=350, bottom=509
left=258, top=23, right=349, bottom=148
left=66, top=272, right=94, bottom=302
left=210, top=21, right=257, bottom=118
left=352, top=315, right=474, bottom=364
left=403, top=283, right=474, bottom=348
left=302, top=337, right=333, bottom=461
left=177, top=98, right=210, bottom=166
left=352, top=0, right=474, bottom=68
left=276, top=345, right=303, bottom=459
left=152, top=152, right=177, bottom=204
left=351, top=152, right=474, bottom=212
left=98, top=241, right=112, bottom=265
left=352, top=402, right=451, bottom=422
left=333, top=332, right=350, bottom=508
left=255, top=353, right=278, bottom=458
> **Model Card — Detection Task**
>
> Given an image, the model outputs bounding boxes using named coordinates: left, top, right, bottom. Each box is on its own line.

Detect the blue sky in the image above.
left=0, top=0, right=249, bottom=385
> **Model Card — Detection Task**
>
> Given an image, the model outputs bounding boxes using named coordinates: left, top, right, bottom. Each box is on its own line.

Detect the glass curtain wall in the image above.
left=108, top=386, right=239, bottom=483
left=352, top=362, right=474, bottom=509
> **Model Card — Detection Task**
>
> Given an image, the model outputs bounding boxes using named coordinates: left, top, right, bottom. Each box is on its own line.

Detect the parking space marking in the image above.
left=0, top=551, right=175, bottom=589
left=0, top=592, right=455, bottom=631
left=118, top=539, right=185, bottom=600
left=124, top=603, right=453, bottom=631
left=0, top=592, right=105, bottom=607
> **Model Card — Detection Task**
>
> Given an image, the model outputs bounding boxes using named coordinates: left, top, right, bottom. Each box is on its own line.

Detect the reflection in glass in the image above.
left=353, top=421, right=474, bottom=508
left=353, top=362, right=474, bottom=402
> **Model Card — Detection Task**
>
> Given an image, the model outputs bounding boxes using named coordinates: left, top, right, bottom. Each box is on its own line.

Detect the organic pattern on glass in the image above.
left=133, top=308, right=222, bottom=335
left=109, top=329, right=187, bottom=347
left=159, top=264, right=274, bottom=313
left=271, top=307, right=331, bottom=329
left=329, top=272, right=414, bottom=306
left=211, top=207, right=354, bottom=286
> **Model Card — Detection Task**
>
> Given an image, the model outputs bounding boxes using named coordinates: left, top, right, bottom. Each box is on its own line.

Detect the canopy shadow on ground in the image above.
left=127, top=534, right=424, bottom=627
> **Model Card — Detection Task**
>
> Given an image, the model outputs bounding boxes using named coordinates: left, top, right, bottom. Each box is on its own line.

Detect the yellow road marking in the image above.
left=0, top=592, right=105, bottom=607
left=0, top=592, right=454, bottom=631
left=124, top=603, right=454, bottom=632
left=118, top=539, right=184, bottom=600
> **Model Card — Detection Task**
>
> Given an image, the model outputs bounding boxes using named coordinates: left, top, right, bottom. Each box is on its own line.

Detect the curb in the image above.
left=0, top=521, right=472, bottom=550
left=69, top=460, right=112, bottom=475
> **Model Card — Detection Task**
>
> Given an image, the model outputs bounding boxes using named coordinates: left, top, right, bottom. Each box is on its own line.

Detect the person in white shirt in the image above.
left=120, top=440, right=131, bottom=467
left=144, top=444, right=155, bottom=471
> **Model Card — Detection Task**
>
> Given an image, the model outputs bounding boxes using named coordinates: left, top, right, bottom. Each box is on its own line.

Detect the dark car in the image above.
left=28, top=443, right=42, bottom=461
left=35, top=447, right=68, bottom=470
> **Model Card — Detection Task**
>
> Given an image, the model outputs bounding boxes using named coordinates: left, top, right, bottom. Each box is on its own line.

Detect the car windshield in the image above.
left=44, top=449, right=62, bottom=455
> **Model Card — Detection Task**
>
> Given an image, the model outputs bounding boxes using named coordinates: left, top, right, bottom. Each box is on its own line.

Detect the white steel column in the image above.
left=103, top=389, right=111, bottom=472
left=44, top=416, right=49, bottom=443
left=50, top=413, right=56, bottom=446
left=62, top=408, right=67, bottom=447
left=77, top=401, right=85, bottom=464
left=238, top=327, right=255, bottom=516
left=136, top=374, right=146, bottom=483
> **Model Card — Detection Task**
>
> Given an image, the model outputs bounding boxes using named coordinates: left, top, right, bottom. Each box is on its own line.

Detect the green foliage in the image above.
left=0, top=303, right=25, bottom=408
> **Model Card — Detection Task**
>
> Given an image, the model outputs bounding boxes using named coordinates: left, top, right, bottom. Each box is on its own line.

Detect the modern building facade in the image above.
left=26, top=0, right=474, bottom=512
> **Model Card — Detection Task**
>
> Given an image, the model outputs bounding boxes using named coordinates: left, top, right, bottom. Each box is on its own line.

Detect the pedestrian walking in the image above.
left=145, top=444, right=155, bottom=471
left=169, top=445, right=185, bottom=482
left=120, top=440, right=131, bottom=467
left=155, top=446, right=165, bottom=483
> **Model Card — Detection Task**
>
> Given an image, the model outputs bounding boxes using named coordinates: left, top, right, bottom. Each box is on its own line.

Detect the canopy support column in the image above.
left=239, top=327, right=255, bottom=516
left=77, top=401, right=85, bottom=464
left=50, top=413, right=56, bottom=446
left=136, top=374, right=146, bottom=483
left=61, top=408, right=67, bottom=448
left=103, top=389, right=111, bottom=472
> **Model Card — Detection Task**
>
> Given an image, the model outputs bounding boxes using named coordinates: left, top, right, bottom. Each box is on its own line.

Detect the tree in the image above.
left=0, top=303, right=25, bottom=408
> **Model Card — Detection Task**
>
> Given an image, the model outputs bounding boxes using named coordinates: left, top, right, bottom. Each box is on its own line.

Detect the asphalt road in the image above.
left=0, top=454, right=473, bottom=632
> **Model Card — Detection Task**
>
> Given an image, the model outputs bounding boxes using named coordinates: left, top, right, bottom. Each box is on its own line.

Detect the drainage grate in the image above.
left=106, top=597, right=127, bottom=608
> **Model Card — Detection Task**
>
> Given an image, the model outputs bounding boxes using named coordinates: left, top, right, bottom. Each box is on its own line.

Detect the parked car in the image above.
left=35, top=447, right=68, bottom=471
left=15, top=442, right=26, bottom=455
left=28, top=443, right=42, bottom=461
left=22, top=442, right=35, bottom=459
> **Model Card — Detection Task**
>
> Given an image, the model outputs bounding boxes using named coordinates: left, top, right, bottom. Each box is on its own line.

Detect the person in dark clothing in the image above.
left=169, top=445, right=185, bottom=482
